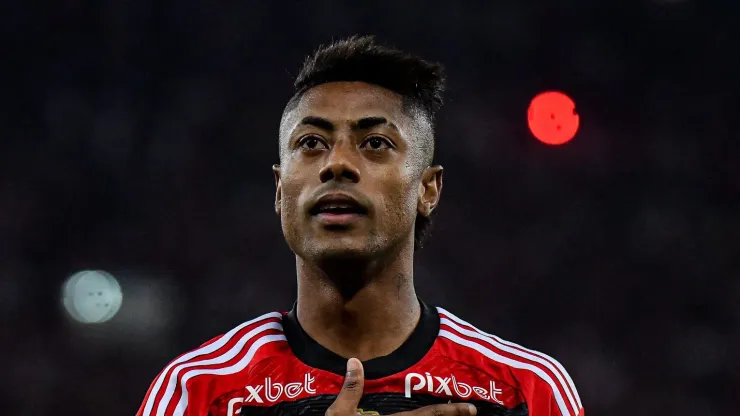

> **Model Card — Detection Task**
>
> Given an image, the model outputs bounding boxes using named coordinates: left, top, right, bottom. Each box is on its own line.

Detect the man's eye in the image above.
left=361, top=136, right=392, bottom=150
left=299, top=136, right=327, bottom=150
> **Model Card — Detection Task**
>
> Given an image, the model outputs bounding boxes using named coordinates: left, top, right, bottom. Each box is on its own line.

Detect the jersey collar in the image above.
left=282, top=298, right=440, bottom=380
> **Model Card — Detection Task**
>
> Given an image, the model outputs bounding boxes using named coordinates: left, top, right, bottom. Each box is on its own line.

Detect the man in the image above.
left=137, top=35, right=584, bottom=416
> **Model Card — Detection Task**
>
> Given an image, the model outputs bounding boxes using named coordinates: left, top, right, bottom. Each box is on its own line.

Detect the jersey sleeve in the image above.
left=136, top=335, right=225, bottom=416
left=512, top=357, right=584, bottom=416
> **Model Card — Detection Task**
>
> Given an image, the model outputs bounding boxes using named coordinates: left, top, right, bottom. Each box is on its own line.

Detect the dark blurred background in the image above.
left=2, top=1, right=738, bottom=415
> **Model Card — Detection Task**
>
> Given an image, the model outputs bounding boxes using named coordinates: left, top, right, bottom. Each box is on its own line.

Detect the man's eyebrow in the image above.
left=299, top=116, right=335, bottom=131
left=353, top=116, right=399, bottom=132
left=297, top=116, right=399, bottom=132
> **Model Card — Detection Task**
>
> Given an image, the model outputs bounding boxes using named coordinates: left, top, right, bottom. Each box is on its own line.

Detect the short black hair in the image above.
left=285, top=35, right=446, bottom=250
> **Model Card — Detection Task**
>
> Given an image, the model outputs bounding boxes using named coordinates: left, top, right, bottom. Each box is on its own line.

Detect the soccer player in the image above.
left=137, top=35, right=585, bottom=416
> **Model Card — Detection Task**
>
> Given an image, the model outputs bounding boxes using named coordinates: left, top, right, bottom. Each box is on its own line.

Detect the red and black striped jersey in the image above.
left=137, top=300, right=584, bottom=416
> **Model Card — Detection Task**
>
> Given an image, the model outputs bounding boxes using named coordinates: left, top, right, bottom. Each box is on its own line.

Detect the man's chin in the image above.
left=313, top=243, right=372, bottom=260
left=301, top=238, right=377, bottom=262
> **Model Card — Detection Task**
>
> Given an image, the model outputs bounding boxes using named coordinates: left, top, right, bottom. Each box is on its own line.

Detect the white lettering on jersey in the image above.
left=245, top=385, right=264, bottom=404
left=241, top=373, right=316, bottom=407
left=264, top=377, right=283, bottom=402
left=404, top=373, right=505, bottom=405
left=227, top=397, right=244, bottom=416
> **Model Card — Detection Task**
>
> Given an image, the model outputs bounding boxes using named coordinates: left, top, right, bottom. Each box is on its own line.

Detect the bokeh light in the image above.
left=527, top=91, right=580, bottom=145
left=62, top=270, right=123, bottom=324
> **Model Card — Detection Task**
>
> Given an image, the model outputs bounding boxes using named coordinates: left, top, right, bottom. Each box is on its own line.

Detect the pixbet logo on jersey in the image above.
left=227, top=373, right=318, bottom=416
left=246, top=373, right=317, bottom=404
left=404, top=372, right=504, bottom=405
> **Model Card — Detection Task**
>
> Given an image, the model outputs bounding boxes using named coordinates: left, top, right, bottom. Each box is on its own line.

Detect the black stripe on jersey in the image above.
left=237, top=393, right=528, bottom=416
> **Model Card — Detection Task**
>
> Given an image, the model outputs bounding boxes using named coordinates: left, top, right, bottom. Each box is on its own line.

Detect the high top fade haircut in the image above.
left=282, top=35, right=446, bottom=250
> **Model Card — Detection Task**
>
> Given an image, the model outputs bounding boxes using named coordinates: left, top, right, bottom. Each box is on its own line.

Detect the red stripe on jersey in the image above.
left=138, top=312, right=283, bottom=416
left=459, top=320, right=582, bottom=411
left=437, top=308, right=582, bottom=413
left=160, top=321, right=282, bottom=416
left=437, top=311, right=581, bottom=416
left=163, top=330, right=285, bottom=416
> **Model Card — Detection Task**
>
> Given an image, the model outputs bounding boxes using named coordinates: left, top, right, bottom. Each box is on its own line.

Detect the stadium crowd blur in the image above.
left=2, top=1, right=737, bottom=415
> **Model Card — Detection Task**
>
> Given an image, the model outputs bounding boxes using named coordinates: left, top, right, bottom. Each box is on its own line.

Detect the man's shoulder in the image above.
left=137, top=310, right=289, bottom=416
left=434, top=306, right=565, bottom=373
left=174, top=310, right=289, bottom=383
left=434, top=306, right=584, bottom=416
left=195, top=310, right=287, bottom=354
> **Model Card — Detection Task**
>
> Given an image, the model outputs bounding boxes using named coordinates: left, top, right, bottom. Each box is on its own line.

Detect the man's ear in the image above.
left=272, top=164, right=281, bottom=216
left=417, top=165, right=443, bottom=217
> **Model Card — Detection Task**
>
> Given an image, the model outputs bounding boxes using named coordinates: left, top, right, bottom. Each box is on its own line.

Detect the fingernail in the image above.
left=347, top=358, right=359, bottom=374
left=468, top=404, right=477, bottom=416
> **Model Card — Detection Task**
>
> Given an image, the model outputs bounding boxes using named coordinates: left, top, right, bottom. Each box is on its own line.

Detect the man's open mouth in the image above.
left=309, top=194, right=369, bottom=216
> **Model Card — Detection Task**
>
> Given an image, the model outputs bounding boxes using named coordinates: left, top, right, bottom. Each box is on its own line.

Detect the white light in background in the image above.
left=62, top=270, right=123, bottom=324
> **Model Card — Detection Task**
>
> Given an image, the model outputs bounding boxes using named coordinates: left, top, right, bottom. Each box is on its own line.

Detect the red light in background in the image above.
left=527, top=91, right=579, bottom=145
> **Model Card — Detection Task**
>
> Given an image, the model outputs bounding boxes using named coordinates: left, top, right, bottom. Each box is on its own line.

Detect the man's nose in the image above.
left=319, top=141, right=360, bottom=183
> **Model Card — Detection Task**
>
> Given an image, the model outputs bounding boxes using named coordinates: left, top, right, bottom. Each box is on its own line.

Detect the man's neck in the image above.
left=294, top=244, right=420, bottom=362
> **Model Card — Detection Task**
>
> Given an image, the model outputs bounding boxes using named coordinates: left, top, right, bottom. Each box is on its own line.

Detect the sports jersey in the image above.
left=137, top=300, right=584, bottom=416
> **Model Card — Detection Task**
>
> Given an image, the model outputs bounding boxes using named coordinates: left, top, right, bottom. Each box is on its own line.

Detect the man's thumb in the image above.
left=328, top=358, right=364, bottom=415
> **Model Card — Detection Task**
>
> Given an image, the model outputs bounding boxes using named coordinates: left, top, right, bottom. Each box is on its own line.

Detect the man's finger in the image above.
left=326, top=358, right=365, bottom=416
left=397, top=403, right=477, bottom=416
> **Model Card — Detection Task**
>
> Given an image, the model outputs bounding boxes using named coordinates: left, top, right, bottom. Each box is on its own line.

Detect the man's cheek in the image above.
left=400, top=181, right=420, bottom=213
left=382, top=187, right=416, bottom=229
left=279, top=183, right=302, bottom=213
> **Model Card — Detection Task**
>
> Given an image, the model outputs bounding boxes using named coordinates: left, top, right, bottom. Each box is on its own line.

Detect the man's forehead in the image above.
left=280, top=82, right=411, bottom=136
left=300, top=81, right=404, bottom=114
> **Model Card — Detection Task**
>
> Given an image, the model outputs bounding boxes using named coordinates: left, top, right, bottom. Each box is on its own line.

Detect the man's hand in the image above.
left=326, top=358, right=477, bottom=416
